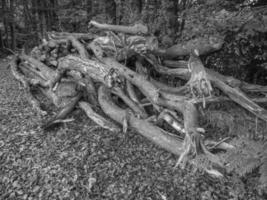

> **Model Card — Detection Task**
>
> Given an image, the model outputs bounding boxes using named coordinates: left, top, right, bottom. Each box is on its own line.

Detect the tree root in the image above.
left=10, top=58, right=47, bottom=116
left=42, top=93, right=82, bottom=130
left=79, top=101, right=121, bottom=132
left=145, top=55, right=267, bottom=121
left=98, top=85, right=184, bottom=156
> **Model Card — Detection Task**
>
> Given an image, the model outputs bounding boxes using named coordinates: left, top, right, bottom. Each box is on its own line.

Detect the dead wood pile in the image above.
left=10, top=21, right=267, bottom=177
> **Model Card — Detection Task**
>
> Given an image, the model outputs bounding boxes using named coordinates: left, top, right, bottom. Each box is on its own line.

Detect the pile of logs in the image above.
left=10, top=21, right=267, bottom=177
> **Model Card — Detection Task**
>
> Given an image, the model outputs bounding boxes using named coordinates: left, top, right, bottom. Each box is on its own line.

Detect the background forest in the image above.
left=0, top=0, right=267, bottom=200
left=1, top=0, right=267, bottom=82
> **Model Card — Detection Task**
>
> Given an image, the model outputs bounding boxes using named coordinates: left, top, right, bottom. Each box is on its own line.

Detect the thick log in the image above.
left=98, top=85, right=184, bottom=156
left=89, top=20, right=149, bottom=35
left=56, top=56, right=110, bottom=86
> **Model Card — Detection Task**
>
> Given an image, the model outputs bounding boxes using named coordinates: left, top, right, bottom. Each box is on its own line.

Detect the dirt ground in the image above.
left=0, top=56, right=263, bottom=200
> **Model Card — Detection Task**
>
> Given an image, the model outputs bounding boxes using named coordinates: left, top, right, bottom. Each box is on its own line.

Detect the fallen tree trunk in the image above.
left=98, top=85, right=184, bottom=156
left=89, top=20, right=149, bottom=35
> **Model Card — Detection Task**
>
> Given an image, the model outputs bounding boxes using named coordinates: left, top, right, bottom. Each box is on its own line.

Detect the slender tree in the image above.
left=0, top=22, right=4, bottom=49
left=2, top=0, right=9, bottom=48
left=9, top=0, right=16, bottom=50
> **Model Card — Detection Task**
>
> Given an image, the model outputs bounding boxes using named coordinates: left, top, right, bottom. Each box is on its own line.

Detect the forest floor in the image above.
left=0, top=56, right=263, bottom=200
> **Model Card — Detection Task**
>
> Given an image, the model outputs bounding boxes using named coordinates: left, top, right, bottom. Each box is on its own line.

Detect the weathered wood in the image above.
left=151, top=78, right=187, bottom=94
left=18, top=62, right=49, bottom=87
left=67, top=35, right=89, bottom=59
left=163, top=60, right=188, bottom=68
left=112, top=87, right=148, bottom=119
left=146, top=56, right=267, bottom=121
left=153, top=36, right=224, bottom=58
left=209, top=76, right=267, bottom=121
left=57, top=56, right=209, bottom=164
left=126, top=80, right=141, bottom=104
left=98, top=85, right=184, bottom=156
left=42, top=93, right=82, bottom=129
left=192, top=96, right=267, bottom=104
left=151, top=58, right=267, bottom=93
left=158, top=109, right=186, bottom=135
left=48, top=31, right=96, bottom=40
left=89, top=20, right=149, bottom=35
left=67, top=35, right=97, bottom=100
left=19, top=54, right=56, bottom=81
left=79, top=101, right=121, bottom=132
left=145, top=55, right=189, bottom=79
left=57, top=55, right=187, bottom=112
left=10, top=58, right=47, bottom=116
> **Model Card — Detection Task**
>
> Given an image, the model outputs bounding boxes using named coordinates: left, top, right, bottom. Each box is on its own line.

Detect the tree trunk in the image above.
left=50, top=0, right=58, bottom=29
left=2, top=0, right=9, bottom=48
left=23, top=0, right=32, bottom=32
left=31, top=0, right=41, bottom=41
left=114, top=0, right=122, bottom=25
left=45, top=1, right=51, bottom=32
left=0, top=29, right=3, bottom=49
left=137, top=0, right=142, bottom=13
left=9, top=0, right=16, bottom=50
left=86, top=0, right=93, bottom=18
